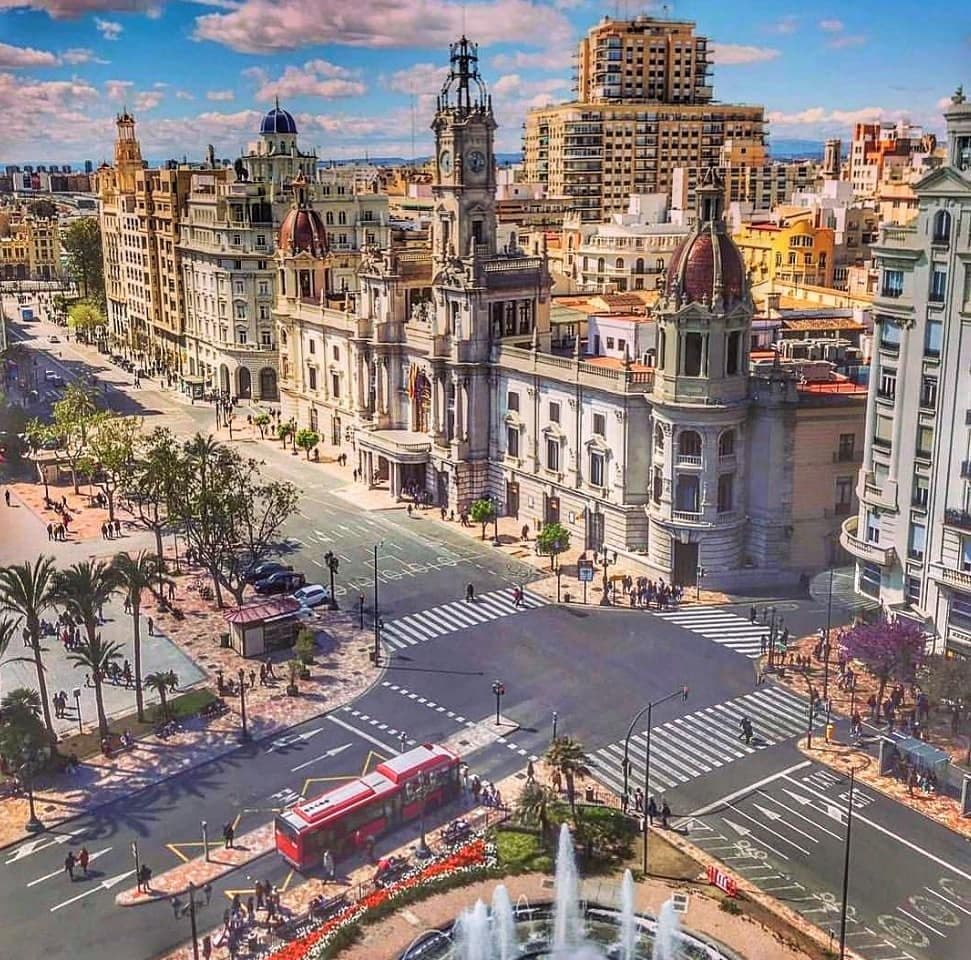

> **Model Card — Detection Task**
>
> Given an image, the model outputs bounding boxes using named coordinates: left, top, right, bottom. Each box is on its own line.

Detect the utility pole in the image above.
left=372, top=542, right=382, bottom=663
left=838, top=770, right=856, bottom=960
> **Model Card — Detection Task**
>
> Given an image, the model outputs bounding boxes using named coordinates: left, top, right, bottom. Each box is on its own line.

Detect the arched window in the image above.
left=635, top=257, right=644, bottom=273
left=615, top=257, right=624, bottom=270
left=655, top=257, right=664, bottom=272
left=325, top=211, right=334, bottom=225
left=597, top=257, right=605, bottom=273
left=718, top=430, right=736, bottom=458
left=338, top=211, right=347, bottom=225
left=678, top=430, right=702, bottom=459
left=654, top=424, right=664, bottom=451
left=932, top=209, right=951, bottom=245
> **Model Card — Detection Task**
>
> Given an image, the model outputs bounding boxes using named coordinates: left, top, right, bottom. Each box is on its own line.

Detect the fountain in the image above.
left=399, top=823, right=735, bottom=960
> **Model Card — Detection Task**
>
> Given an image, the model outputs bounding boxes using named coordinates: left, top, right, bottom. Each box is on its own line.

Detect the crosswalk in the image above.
left=381, top=588, right=547, bottom=650
left=649, top=605, right=770, bottom=658
left=589, top=685, right=819, bottom=800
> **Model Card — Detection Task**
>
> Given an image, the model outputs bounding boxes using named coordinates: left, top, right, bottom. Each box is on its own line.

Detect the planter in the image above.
left=286, top=683, right=300, bottom=697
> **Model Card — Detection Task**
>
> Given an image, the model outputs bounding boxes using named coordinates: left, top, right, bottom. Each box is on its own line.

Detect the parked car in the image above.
left=44, top=371, right=65, bottom=388
left=244, top=560, right=293, bottom=583
left=292, top=584, right=332, bottom=608
left=254, top=571, right=307, bottom=595
left=49, top=335, right=60, bottom=343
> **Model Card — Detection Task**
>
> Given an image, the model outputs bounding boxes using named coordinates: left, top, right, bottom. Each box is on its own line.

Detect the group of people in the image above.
left=621, top=788, right=672, bottom=828
left=45, top=519, right=70, bottom=541
left=460, top=765, right=505, bottom=809
left=63, top=847, right=92, bottom=880
left=616, top=575, right=682, bottom=609
left=99, top=519, right=123, bottom=540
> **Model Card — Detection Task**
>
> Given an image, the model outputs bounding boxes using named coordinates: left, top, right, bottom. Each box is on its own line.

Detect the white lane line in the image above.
left=895, top=907, right=946, bottom=938
left=756, top=791, right=843, bottom=841
left=326, top=714, right=397, bottom=755
left=28, top=847, right=113, bottom=887
left=782, top=774, right=971, bottom=881
left=925, top=886, right=971, bottom=917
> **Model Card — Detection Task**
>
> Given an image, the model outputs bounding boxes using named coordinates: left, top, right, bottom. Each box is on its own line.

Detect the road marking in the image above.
left=757, top=790, right=843, bottom=841
left=28, top=847, right=112, bottom=887
left=722, top=816, right=794, bottom=860
left=326, top=713, right=400, bottom=755
left=751, top=803, right=819, bottom=844
left=266, top=726, right=326, bottom=752
left=895, top=907, right=946, bottom=938
left=50, top=868, right=134, bottom=912
left=290, top=742, right=352, bottom=773
left=5, top=828, right=86, bottom=865
left=782, top=774, right=971, bottom=881
left=926, top=886, right=971, bottom=917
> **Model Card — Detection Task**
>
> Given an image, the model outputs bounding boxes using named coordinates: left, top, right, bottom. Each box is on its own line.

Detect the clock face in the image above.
left=439, top=150, right=453, bottom=176
left=467, top=149, right=486, bottom=174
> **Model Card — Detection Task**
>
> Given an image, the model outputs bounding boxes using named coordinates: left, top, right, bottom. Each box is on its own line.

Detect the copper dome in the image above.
left=279, top=207, right=327, bottom=257
left=666, top=224, right=746, bottom=308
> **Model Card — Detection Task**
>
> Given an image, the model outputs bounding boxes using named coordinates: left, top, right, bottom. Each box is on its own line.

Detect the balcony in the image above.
left=947, top=625, right=971, bottom=654
left=676, top=454, right=702, bottom=466
left=672, top=510, right=703, bottom=523
left=929, top=563, right=971, bottom=590
left=840, top=515, right=897, bottom=566
left=944, top=508, right=971, bottom=533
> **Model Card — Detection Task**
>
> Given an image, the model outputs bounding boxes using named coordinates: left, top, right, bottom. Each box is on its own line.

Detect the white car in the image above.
left=292, top=584, right=332, bottom=608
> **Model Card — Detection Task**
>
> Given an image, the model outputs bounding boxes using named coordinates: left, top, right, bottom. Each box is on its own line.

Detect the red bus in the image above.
left=274, top=742, right=461, bottom=871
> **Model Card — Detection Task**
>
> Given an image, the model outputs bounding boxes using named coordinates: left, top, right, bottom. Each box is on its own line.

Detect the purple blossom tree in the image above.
left=840, top=616, right=927, bottom=713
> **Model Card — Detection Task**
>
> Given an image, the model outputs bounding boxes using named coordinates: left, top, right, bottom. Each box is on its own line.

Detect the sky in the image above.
left=0, top=0, right=968, bottom=165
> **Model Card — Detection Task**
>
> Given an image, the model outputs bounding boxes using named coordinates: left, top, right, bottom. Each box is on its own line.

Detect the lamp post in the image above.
left=551, top=711, right=559, bottom=744
left=696, top=565, right=706, bottom=601
left=491, top=497, right=501, bottom=546
left=323, top=550, right=340, bottom=610
left=766, top=605, right=778, bottom=670
left=838, top=770, right=857, bottom=960
left=237, top=668, right=249, bottom=742
left=172, top=880, right=202, bottom=960
left=20, top=752, right=43, bottom=833
left=399, top=731, right=407, bottom=754
left=594, top=548, right=618, bottom=605
left=358, top=593, right=365, bottom=630
left=492, top=679, right=505, bottom=726
left=806, top=674, right=817, bottom=749
left=73, top=687, right=82, bottom=734
left=372, top=541, right=383, bottom=663
left=822, top=563, right=835, bottom=706
left=201, top=820, right=209, bottom=863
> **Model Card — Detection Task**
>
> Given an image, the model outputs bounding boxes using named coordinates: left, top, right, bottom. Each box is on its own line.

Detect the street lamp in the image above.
left=766, top=605, right=778, bottom=670
left=201, top=820, right=209, bottom=863
left=594, top=549, right=618, bottom=605
left=399, top=731, right=407, bottom=754
left=491, top=679, right=505, bottom=726
left=551, top=711, right=559, bottom=744
left=323, top=551, right=340, bottom=610
left=237, top=668, right=250, bottom=742
left=171, top=880, right=208, bottom=960
left=372, top=541, right=384, bottom=663
left=491, top=497, right=500, bottom=546
left=838, top=769, right=859, bottom=960
left=19, top=750, right=43, bottom=833
left=822, top=560, right=835, bottom=706
left=619, top=686, right=689, bottom=873
left=73, top=687, right=82, bottom=734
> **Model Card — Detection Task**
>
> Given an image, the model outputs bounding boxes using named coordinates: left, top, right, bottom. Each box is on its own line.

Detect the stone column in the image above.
left=453, top=375, right=464, bottom=441
left=431, top=373, right=442, bottom=437
left=374, top=357, right=385, bottom=415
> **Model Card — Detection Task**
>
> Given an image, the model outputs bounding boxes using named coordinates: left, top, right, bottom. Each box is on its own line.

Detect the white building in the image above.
left=841, top=90, right=971, bottom=654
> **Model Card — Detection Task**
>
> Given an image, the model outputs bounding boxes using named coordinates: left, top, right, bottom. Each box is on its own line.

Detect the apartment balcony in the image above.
left=671, top=510, right=703, bottom=524
left=840, top=515, right=896, bottom=566
left=946, top=624, right=971, bottom=655
left=928, top=562, right=971, bottom=591
left=676, top=454, right=702, bottom=467
left=944, top=508, right=971, bottom=533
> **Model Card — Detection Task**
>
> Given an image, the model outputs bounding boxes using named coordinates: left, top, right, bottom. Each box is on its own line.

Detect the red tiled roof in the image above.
left=223, top=597, right=301, bottom=625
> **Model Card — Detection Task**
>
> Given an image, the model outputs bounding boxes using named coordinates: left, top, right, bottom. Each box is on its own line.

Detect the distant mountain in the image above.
left=768, top=138, right=825, bottom=160
left=317, top=152, right=523, bottom=167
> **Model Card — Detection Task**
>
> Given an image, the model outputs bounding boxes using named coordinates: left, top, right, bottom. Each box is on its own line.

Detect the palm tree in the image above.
left=144, top=670, right=177, bottom=720
left=545, top=736, right=592, bottom=820
left=0, top=687, right=48, bottom=832
left=516, top=779, right=560, bottom=842
left=1, top=686, right=43, bottom=719
left=0, top=558, right=57, bottom=741
left=111, top=551, right=163, bottom=722
left=0, top=615, right=16, bottom=671
left=53, top=560, right=121, bottom=738
left=66, top=634, right=124, bottom=739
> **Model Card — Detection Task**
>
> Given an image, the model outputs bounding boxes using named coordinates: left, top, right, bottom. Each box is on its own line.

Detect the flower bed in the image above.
left=267, top=838, right=497, bottom=960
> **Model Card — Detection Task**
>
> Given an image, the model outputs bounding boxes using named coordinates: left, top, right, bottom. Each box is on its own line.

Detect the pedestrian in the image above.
left=824, top=720, right=835, bottom=744
left=323, top=849, right=335, bottom=880
left=259, top=663, right=267, bottom=686
left=760, top=634, right=767, bottom=655
left=249, top=669, right=256, bottom=689
left=223, top=821, right=235, bottom=849
left=64, top=851, right=76, bottom=880
left=634, top=787, right=644, bottom=813
left=114, top=519, right=121, bottom=537
left=47, top=522, right=53, bottom=541
left=660, top=800, right=671, bottom=828
left=521, top=523, right=529, bottom=542
left=246, top=896, right=255, bottom=922
left=749, top=605, right=757, bottom=624
left=526, top=759, right=535, bottom=781
left=138, top=864, right=152, bottom=892
left=147, top=616, right=154, bottom=637
left=4, top=489, right=10, bottom=507
left=647, top=796, right=658, bottom=825
left=465, top=582, right=475, bottom=603
left=254, top=880, right=264, bottom=909
left=365, top=834, right=375, bottom=863
left=78, top=847, right=90, bottom=876
left=513, top=586, right=523, bottom=608
left=203, top=883, right=212, bottom=907
left=265, top=658, right=275, bottom=680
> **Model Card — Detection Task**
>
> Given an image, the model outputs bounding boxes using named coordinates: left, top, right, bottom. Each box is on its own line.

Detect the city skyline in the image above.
left=0, top=0, right=968, bottom=164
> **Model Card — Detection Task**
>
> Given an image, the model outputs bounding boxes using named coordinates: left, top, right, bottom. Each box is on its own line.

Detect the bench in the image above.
left=309, top=893, right=347, bottom=920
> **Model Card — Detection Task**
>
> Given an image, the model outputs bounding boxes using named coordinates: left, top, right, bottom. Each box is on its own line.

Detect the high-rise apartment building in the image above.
left=523, top=16, right=765, bottom=222
left=847, top=121, right=937, bottom=198
left=841, top=91, right=971, bottom=654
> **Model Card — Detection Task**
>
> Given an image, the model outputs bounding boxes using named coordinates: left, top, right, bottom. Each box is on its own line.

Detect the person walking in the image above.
left=47, top=522, right=53, bottom=541
left=64, top=851, right=76, bottom=881
left=4, top=489, right=10, bottom=507
left=660, top=800, right=671, bottom=829
left=223, top=822, right=235, bottom=849
left=749, top=605, right=757, bottom=624
left=147, top=616, right=154, bottom=637
left=647, top=795, right=658, bottom=826
left=465, top=582, right=475, bottom=603
left=78, top=847, right=90, bottom=877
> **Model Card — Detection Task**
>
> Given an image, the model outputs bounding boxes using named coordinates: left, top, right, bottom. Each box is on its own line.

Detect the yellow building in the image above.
left=0, top=206, right=61, bottom=281
left=734, top=214, right=835, bottom=289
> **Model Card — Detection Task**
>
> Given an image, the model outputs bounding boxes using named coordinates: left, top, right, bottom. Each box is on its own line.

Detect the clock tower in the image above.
left=431, top=36, right=498, bottom=260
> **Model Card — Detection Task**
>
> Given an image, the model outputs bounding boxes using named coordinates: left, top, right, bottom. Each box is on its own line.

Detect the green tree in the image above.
left=536, top=521, right=570, bottom=570
left=295, top=428, right=320, bottom=460
left=81, top=415, right=141, bottom=521
left=515, top=779, right=562, bottom=842
left=253, top=412, right=270, bottom=440
left=61, top=217, right=103, bottom=302
left=67, top=301, right=104, bottom=342
left=125, top=426, right=183, bottom=565
left=53, top=560, right=121, bottom=737
left=0, top=558, right=57, bottom=741
left=0, top=687, right=49, bottom=829
left=469, top=497, right=496, bottom=541
left=144, top=671, right=177, bottom=720
left=172, top=433, right=299, bottom=607
left=920, top=655, right=971, bottom=711
left=48, top=382, right=102, bottom=494
left=28, top=199, right=57, bottom=220
left=277, top=421, right=294, bottom=448
left=545, top=735, right=591, bottom=820
left=111, top=551, right=164, bottom=722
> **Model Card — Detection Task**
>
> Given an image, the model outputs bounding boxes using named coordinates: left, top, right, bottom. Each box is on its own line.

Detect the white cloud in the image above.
left=61, top=47, right=108, bottom=64
left=175, top=89, right=195, bottom=100
left=104, top=78, right=133, bottom=100
left=206, top=89, right=235, bottom=101
left=766, top=105, right=921, bottom=138
left=193, top=0, right=572, bottom=53
left=95, top=17, right=123, bottom=40
left=819, top=18, right=844, bottom=32
left=133, top=89, right=163, bottom=111
left=710, top=43, right=780, bottom=66
left=827, top=34, right=866, bottom=49
left=0, top=41, right=59, bottom=67
left=766, top=15, right=799, bottom=35
left=491, top=45, right=572, bottom=72
left=244, top=60, right=365, bottom=102
left=386, top=62, right=448, bottom=95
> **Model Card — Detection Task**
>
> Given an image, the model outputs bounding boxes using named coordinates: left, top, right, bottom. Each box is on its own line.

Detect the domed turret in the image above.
left=278, top=173, right=326, bottom=256
left=665, top=168, right=746, bottom=309
left=260, top=99, right=298, bottom=136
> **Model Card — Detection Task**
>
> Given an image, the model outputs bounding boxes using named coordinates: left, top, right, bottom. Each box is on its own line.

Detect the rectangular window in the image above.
left=962, top=538, right=971, bottom=572
left=683, top=332, right=703, bottom=376
left=953, top=593, right=971, bottom=630
left=879, top=321, right=901, bottom=352
left=606, top=337, right=615, bottom=349
left=726, top=330, right=741, bottom=375
left=308, top=339, right=316, bottom=354
left=912, top=474, right=929, bottom=508
left=838, top=433, right=856, bottom=461
left=874, top=414, right=893, bottom=449
left=920, top=377, right=938, bottom=408
left=307, top=367, right=317, bottom=391
left=237, top=330, right=247, bottom=345
left=256, top=234, right=266, bottom=248
left=916, top=424, right=934, bottom=459
left=878, top=370, right=896, bottom=400
left=546, top=437, right=560, bottom=472
left=260, top=330, right=271, bottom=347
left=905, top=575, right=922, bottom=606
left=507, top=391, right=519, bottom=413
left=593, top=412, right=606, bottom=436
left=717, top=473, right=734, bottom=513
left=924, top=319, right=942, bottom=357
left=589, top=451, right=605, bottom=487
left=859, top=561, right=881, bottom=598
left=865, top=510, right=881, bottom=544
left=506, top=426, right=519, bottom=458
left=881, top=268, right=904, bottom=298
left=549, top=401, right=561, bottom=424
left=835, top=476, right=854, bottom=513
left=908, top=521, right=926, bottom=561
left=234, top=280, right=244, bottom=295
left=331, top=373, right=340, bottom=398
left=930, top=267, right=947, bottom=303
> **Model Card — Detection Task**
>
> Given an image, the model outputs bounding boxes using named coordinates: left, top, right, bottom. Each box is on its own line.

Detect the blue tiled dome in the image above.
left=260, top=105, right=298, bottom=136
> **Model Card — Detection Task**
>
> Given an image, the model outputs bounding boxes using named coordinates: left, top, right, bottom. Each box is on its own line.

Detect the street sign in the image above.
left=577, top=559, right=594, bottom=582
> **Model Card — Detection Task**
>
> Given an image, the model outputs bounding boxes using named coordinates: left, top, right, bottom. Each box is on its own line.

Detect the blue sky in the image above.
left=0, top=0, right=968, bottom=164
